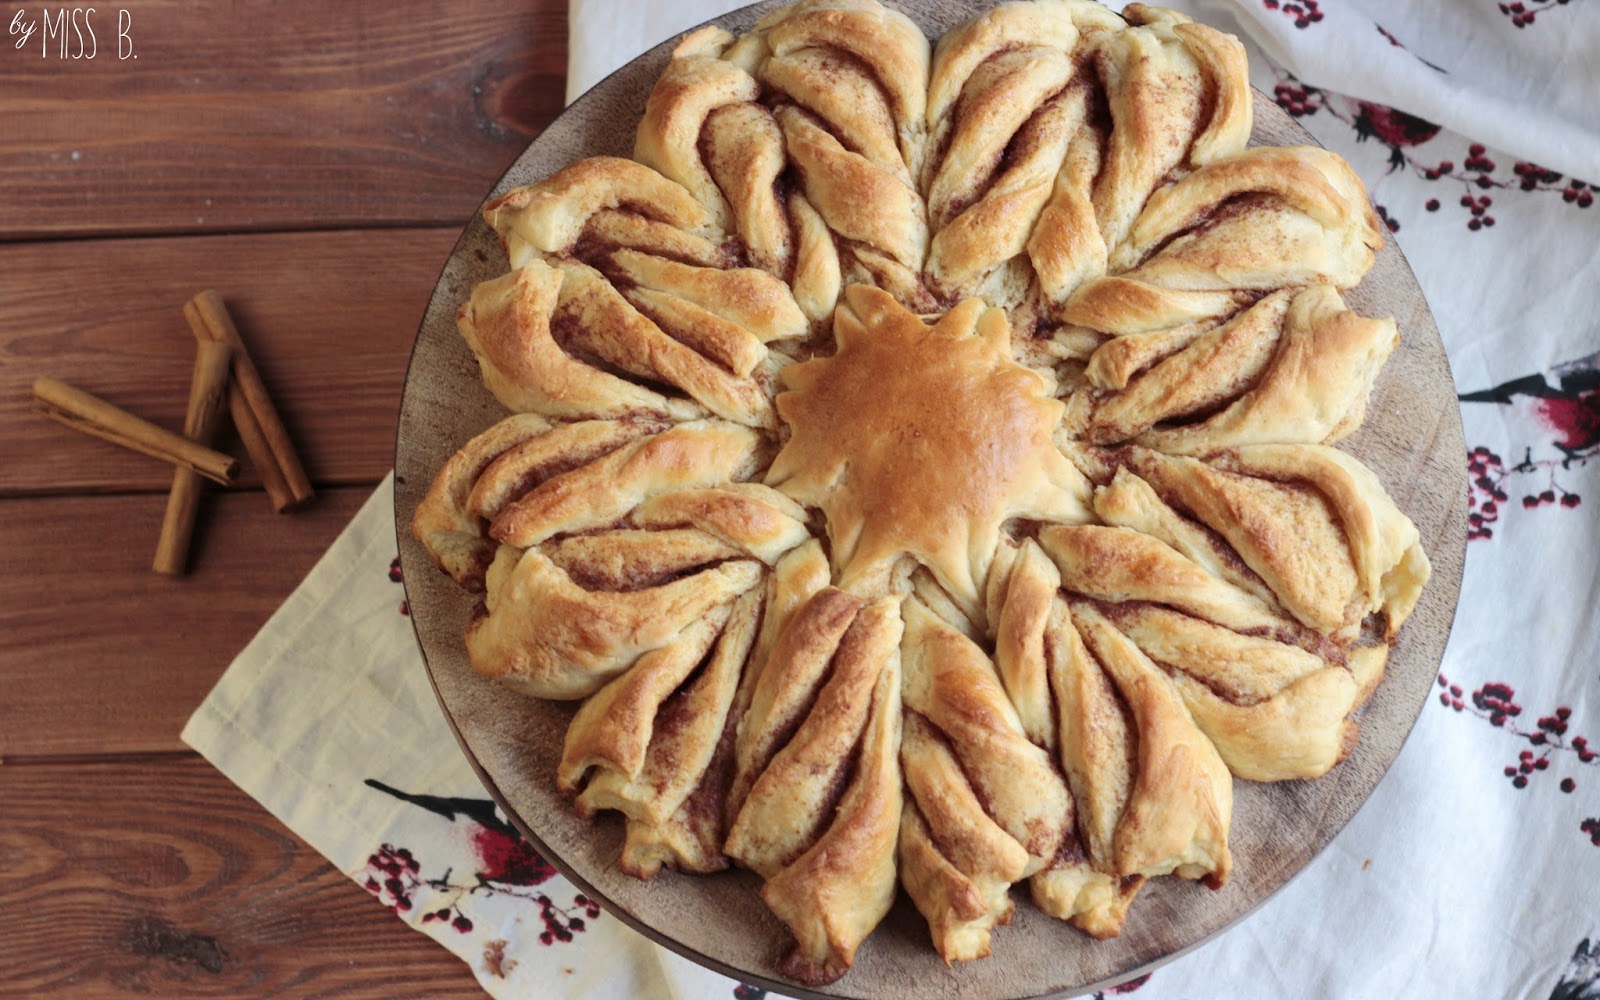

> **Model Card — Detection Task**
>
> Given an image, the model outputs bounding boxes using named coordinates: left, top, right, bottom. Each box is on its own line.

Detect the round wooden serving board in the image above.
left=394, top=3, right=1468, bottom=996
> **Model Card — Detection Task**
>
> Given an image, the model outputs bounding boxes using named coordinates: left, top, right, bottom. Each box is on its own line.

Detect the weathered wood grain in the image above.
left=3, top=0, right=574, bottom=992
left=0, top=487, right=378, bottom=758
left=0, top=0, right=567, bottom=239
left=0, top=227, right=468, bottom=496
left=0, top=755, right=481, bottom=998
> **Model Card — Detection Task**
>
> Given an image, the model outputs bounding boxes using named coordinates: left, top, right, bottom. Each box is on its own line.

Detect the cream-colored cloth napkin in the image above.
left=183, top=478, right=748, bottom=999
left=187, top=2, right=1600, bottom=997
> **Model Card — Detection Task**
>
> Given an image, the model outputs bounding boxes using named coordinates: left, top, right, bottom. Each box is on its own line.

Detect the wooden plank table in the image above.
left=0, top=3, right=567, bottom=993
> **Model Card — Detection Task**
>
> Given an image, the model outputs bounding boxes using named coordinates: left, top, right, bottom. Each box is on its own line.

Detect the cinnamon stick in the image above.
left=183, top=290, right=313, bottom=512
left=228, top=391, right=295, bottom=512
left=153, top=340, right=233, bottom=575
left=32, top=377, right=239, bottom=485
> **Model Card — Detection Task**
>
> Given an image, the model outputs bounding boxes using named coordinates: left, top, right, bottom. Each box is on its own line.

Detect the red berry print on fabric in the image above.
left=734, top=986, right=769, bottom=999
left=363, top=843, right=423, bottom=915
left=1262, top=0, right=1323, bottom=29
left=1459, top=353, right=1598, bottom=541
left=364, top=779, right=558, bottom=887
left=1465, top=447, right=1509, bottom=541
left=1435, top=674, right=1598, bottom=847
left=1415, top=145, right=1594, bottom=230
left=534, top=891, right=600, bottom=945
left=360, top=843, right=484, bottom=934
left=1269, top=69, right=1596, bottom=232
left=1499, top=0, right=1582, bottom=30
left=359, top=780, right=601, bottom=945
left=420, top=903, right=475, bottom=933
left=1269, top=81, right=1444, bottom=173
left=389, top=555, right=410, bottom=616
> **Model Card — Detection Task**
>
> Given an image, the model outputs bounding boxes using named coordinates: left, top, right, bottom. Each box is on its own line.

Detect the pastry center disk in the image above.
left=766, top=283, right=1089, bottom=606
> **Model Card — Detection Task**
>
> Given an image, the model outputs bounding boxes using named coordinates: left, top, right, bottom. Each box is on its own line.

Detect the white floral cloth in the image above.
left=186, top=2, right=1600, bottom=998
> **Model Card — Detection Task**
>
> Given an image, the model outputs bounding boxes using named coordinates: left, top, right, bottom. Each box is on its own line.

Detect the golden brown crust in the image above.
left=468, top=545, right=760, bottom=700
left=1029, top=592, right=1146, bottom=937
left=726, top=595, right=903, bottom=876
left=574, top=588, right=761, bottom=877
left=1030, top=861, right=1144, bottom=939
left=1058, top=144, right=1385, bottom=339
left=1110, top=604, right=1365, bottom=780
left=1027, top=93, right=1110, bottom=315
left=484, top=156, right=713, bottom=264
left=768, top=285, right=1090, bottom=612
left=1077, top=290, right=1292, bottom=444
left=989, top=538, right=1063, bottom=749
left=1130, top=291, right=1397, bottom=454
left=763, top=45, right=908, bottom=183
left=1090, top=463, right=1279, bottom=606
left=1039, top=523, right=1291, bottom=635
left=759, top=597, right=904, bottom=986
left=466, top=419, right=655, bottom=520
left=1121, top=444, right=1427, bottom=634
left=902, top=597, right=1071, bottom=867
left=1091, top=6, right=1244, bottom=254
left=925, top=47, right=1075, bottom=231
left=703, top=102, right=794, bottom=278
left=1123, top=448, right=1365, bottom=633
left=1176, top=19, right=1253, bottom=164
left=1072, top=602, right=1233, bottom=886
left=926, top=77, right=1077, bottom=305
left=1045, top=597, right=1134, bottom=870
left=559, top=610, right=731, bottom=795
left=787, top=193, right=843, bottom=325
left=1110, top=145, right=1384, bottom=282
left=456, top=264, right=705, bottom=423
left=925, top=0, right=1119, bottom=133
left=633, top=27, right=758, bottom=234
left=778, top=107, right=929, bottom=280
left=542, top=529, right=746, bottom=592
left=898, top=743, right=1022, bottom=963
left=550, top=261, right=776, bottom=428
left=631, top=483, right=811, bottom=564
left=578, top=209, right=730, bottom=267
left=1216, top=444, right=1431, bottom=634
left=489, top=421, right=762, bottom=548
left=742, top=540, right=831, bottom=692
left=729, top=587, right=864, bottom=816
left=1038, top=445, right=1427, bottom=782
left=608, top=249, right=807, bottom=347
left=898, top=805, right=994, bottom=958
left=755, top=0, right=931, bottom=176
left=421, top=0, right=1431, bottom=978
left=413, top=413, right=554, bottom=590
left=899, top=597, right=1070, bottom=962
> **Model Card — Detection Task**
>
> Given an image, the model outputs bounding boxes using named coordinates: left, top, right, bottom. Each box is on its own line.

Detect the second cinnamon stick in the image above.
left=183, top=290, right=313, bottom=512
left=228, top=390, right=295, bottom=513
left=33, top=377, right=238, bottom=485
left=154, top=340, right=233, bottom=575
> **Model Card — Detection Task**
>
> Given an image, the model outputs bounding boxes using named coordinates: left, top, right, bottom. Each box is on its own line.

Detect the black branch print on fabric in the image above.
left=359, top=779, right=604, bottom=946
left=1269, top=68, right=1595, bottom=234
left=1460, top=351, right=1599, bottom=540
left=1552, top=938, right=1600, bottom=1000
